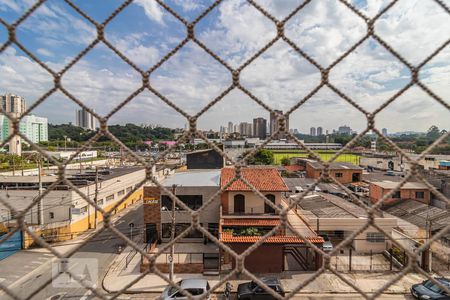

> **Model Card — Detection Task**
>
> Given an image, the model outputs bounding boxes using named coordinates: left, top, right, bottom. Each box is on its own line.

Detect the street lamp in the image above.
left=169, top=184, right=177, bottom=281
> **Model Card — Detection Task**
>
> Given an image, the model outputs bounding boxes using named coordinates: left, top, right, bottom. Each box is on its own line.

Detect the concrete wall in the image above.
left=223, top=191, right=282, bottom=214
left=305, top=216, right=397, bottom=253
left=186, top=150, right=224, bottom=169
left=360, top=155, right=450, bottom=172
left=159, top=186, right=220, bottom=242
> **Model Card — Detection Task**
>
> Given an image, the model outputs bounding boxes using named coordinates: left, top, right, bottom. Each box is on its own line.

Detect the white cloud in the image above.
left=36, top=48, right=53, bottom=57
left=0, top=0, right=448, bottom=133
left=134, top=0, right=165, bottom=24
left=170, top=0, right=204, bottom=12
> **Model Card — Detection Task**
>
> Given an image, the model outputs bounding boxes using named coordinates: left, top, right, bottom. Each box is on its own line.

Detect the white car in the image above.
left=161, top=279, right=211, bottom=300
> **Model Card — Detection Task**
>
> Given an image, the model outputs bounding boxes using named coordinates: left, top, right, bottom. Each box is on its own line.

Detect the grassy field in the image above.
left=272, top=151, right=360, bottom=165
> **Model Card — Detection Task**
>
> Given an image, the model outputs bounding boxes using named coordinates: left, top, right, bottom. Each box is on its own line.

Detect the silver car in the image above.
left=161, top=278, right=211, bottom=300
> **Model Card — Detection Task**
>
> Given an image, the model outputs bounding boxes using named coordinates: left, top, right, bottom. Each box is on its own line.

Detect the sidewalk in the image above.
left=103, top=251, right=426, bottom=295
left=0, top=201, right=141, bottom=292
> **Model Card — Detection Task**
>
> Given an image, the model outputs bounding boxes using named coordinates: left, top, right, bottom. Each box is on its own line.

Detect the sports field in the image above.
left=272, top=151, right=360, bottom=165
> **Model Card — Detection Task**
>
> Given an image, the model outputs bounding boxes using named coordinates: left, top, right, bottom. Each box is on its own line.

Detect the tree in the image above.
left=245, top=149, right=274, bottom=165
left=426, top=125, right=441, bottom=140
left=280, top=157, right=290, bottom=166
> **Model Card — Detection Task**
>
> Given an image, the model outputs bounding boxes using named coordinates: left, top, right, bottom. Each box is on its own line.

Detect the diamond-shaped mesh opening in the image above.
left=1, top=0, right=450, bottom=299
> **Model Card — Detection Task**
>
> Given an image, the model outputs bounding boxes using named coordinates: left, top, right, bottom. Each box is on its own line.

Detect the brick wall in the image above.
left=229, top=243, right=284, bottom=273
left=306, top=164, right=362, bottom=184
left=143, top=186, right=161, bottom=241
left=369, top=184, right=430, bottom=206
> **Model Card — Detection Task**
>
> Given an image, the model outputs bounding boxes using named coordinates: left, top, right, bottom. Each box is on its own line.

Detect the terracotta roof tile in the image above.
left=220, top=232, right=324, bottom=244
left=222, top=218, right=281, bottom=227
left=221, top=167, right=289, bottom=192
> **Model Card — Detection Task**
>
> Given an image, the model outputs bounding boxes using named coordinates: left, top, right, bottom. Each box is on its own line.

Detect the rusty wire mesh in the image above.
left=0, top=0, right=450, bottom=299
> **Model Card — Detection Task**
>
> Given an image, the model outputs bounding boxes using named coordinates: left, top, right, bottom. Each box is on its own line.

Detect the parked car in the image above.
left=321, top=235, right=333, bottom=252
left=411, top=278, right=450, bottom=299
left=161, top=278, right=211, bottom=300
left=237, top=277, right=285, bottom=300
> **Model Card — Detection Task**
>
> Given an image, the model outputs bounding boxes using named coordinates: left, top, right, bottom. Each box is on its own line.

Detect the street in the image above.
left=0, top=202, right=143, bottom=300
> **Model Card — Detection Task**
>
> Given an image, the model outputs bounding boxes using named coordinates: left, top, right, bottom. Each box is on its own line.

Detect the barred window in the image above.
left=126, top=186, right=132, bottom=193
left=367, top=232, right=385, bottom=243
left=117, top=190, right=125, bottom=197
left=106, top=194, right=115, bottom=202
left=416, top=191, right=425, bottom=199
left=335, top=172, right=343, bottom=178
left=97, top=199, right=104, bottom=206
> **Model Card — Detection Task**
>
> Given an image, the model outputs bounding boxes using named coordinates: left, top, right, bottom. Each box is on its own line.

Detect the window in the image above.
left=335, top=172, right=343, bottom=178
left=80, top=206, right=88, bottom=214
left=366, top=232, right=385, bottom=243
left=161, top=195, right=203, bottom=211
left=392, top=191, right=401, bottom=198
left=234, top=194, right=245, bottom=214
left=208, top=223, right=219, bottom=238
left=264, top=194, right=276, bottom=214
left=97, top=199, right=104, bottom=206
left=126, top=186, right=132, bottom=193
left=106, top=194, right=114, bottom=202
left=161, top=223, right=203, bottom=239
left=49, top=212, right=54, bottom=219
left=117, top=190, right=125, bottom=197
left=416, top=191, right=425, bottom=199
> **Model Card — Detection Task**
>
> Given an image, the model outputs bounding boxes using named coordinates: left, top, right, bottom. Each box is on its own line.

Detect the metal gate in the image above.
left=0, top=231, right=22, bottom=261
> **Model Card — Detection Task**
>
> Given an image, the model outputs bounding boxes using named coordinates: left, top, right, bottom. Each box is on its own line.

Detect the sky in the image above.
left=0, top=0, right=449, bottom=134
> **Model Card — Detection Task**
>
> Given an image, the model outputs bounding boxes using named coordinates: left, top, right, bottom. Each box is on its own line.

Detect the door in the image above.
left=234, top=194, right=245, bottom=214
left=145, top=223, right=157, bottom=244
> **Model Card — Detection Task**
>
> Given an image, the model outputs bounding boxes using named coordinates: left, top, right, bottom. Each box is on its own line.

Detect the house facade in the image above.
left=369, top=181, right=430, bottom=206
left=219, top=167, right=324, bottom=273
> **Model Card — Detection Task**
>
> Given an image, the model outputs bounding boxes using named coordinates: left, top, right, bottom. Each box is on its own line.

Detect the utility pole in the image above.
left=94, top=166, right=98, bottom=229
left=169, top=184, right=177, bottom=281
left=87, top=184, right=91, bottom=229
left=63, top=135, right=67, bottom=151
left=37, top=159, right=44, bottom=225
left=426, top=220, right=433, bottom=272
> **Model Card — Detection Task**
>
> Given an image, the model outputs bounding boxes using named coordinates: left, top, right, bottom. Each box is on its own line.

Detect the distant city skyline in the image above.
left=0, top=1, right=448, bottom=133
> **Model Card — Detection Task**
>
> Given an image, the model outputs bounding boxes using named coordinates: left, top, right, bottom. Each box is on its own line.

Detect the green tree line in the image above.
left=45, top=123, right=174, bottom=150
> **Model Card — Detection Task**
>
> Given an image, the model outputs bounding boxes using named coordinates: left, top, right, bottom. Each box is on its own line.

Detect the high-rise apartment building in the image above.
left=228, top=122, right=234, bottom=134
left=253, top=117, right=267, bottom=140
left=0, top=93, right=27, bottom=155
left=0, top=115, right=49, bottom=144
left=270, top=110, right=289, bottom=139
left=382, top=128, right=388, bottom=136
left=20, top=115, right=48, bottom=143
left=76, top=108, right=97, bottom=131
left=310, top=127, right=316, bottom=136
left=317, top=126, right=323, bottom=136
left=239, top=122, right=252, bottom=137
left=337, top=125, right=352, bottom=135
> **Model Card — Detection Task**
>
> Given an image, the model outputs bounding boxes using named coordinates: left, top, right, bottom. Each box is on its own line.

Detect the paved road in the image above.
left=2, top=202, right=143, bottom=300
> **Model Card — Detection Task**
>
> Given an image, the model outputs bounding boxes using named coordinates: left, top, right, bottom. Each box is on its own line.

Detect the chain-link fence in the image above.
left=0, top=0, right=450, bottom=299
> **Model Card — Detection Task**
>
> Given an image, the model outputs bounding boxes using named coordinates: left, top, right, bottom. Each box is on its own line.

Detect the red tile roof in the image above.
left=220, top=232, right=324, bottom=244
left=284, top=165, right=303, bottom=172
left=221, top=167, right=289, bottom=192
left=222, top=218, right=281, bottom=227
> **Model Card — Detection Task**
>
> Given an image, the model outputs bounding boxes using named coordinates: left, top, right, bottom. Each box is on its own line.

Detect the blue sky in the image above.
left=0, top=0, right=449, bottom=134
